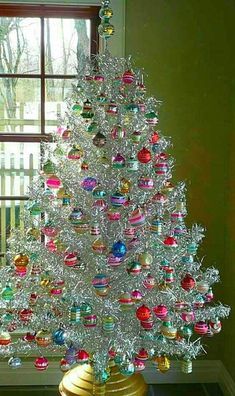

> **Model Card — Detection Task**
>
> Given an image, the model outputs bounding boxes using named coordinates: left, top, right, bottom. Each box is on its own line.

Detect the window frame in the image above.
left=0, top=3, right=100, bottom=142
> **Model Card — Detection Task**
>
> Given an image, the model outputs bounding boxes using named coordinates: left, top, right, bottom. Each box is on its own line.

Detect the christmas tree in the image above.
left=0, top=0, right=230, bottom=386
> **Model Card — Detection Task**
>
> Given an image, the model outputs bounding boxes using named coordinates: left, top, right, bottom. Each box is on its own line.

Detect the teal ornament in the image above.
left=120, top=361, right=135, bottom=377
left=182, top=325, right=193, bottom=337
left=114, top=354, right=123, bottom=365
left=70, top=304, right=81, bottom=323
left=2, top=285, right=14, bottom=301
left=2, top=312, right=13, bottom=323
left=87, top=122, right=98, bottom=134
left=126, top=102, right=139, bottom=113
left=28, top=201, right=42, bottom=216
left=96, top=368, right=110, bottom=384
left=52, top=328, right=66, bottom=345
left=92, top=186, right=107, bottom=199
left=80, top=302, right=92, bottom=317
left=181, top=254, right=194, bottom=264
left=187, top=242, right=198, bottom=255
left=69, top=208, right=83, bottom=226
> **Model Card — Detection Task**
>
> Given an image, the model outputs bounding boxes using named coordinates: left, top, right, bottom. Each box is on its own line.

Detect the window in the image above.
left=0, top=4, right=100, bottom=263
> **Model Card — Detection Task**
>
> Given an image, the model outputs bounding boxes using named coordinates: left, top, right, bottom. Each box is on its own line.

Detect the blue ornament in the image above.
left=52, top=328, right=66, bottom=346
left=112, top=240, right=127, bottom=258
left=120, top=361, right=135, bottom=376
left=65, top=346, right=76, bottom=365
left=8, top=357, right=22, bottom=369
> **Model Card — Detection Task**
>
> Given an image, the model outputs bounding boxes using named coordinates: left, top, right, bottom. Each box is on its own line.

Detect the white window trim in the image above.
left=0, top=0, right=126, bottom=56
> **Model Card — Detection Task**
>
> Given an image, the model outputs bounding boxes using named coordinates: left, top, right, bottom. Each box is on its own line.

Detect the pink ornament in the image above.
left=181, top=311, right=195, bottom=322
left=181, top=274, right=196, bottom=291
left=94, top=74, right=104, bottom=82
left=153, top=304, right=168, bottom=320
left=15, top=267, right=27, bottom=277
left=138, top=176, right=154, bottom=190
left=83, top=314, right=97, bottom=328
left=42, top=226, right=59, bottom=238
left=46, top=175, right=61, bottom=189
left=143, top=274, right=155, bottom=289
left=205, top=288, right=214, bottom=302
left=155, top=161, right=168, bottom=175
left=131, top=290, right=143, bottom=303
left=194, top=321, right=208, bottom=335
left=46, top=239, right=57, bottom=252
left=128, top=208, right=145, bottom=227
left=124, top=227, right=136, bottom=239
left=34, top=357, right=49, bottom=371
left=141, top=316, right=154, bottom=330
left=152, top=192, right=167, bottom=204
left=134, top=358, right=145, bottom=371
left=93, top=199, right=108, bottom=212
left=107, top=208, right=121, bottom=221
left=107, top=253, right=123, bottom=268
left=50, top=280, right=64, bottom=296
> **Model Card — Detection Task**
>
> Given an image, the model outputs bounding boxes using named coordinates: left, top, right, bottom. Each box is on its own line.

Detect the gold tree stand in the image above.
left=59, top=362, right=148, bottom=396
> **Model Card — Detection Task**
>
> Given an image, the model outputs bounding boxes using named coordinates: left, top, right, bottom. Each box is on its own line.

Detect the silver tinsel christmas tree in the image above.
left=0, top=0, right=230, bottom=382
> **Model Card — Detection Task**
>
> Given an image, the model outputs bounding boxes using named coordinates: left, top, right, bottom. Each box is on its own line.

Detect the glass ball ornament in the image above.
left=83, top=314, right=97, bottom=327
left=60, top=358, right=71, bottom=372
left=81, top=177, right=97, bottom=192
left=42, top=159, right=55, bottom=176
left=133, top=358, right=145, bottom=372
left=112, top=153, right=125, bottom=168
left=122, top=69, right=135, bottom=84
left=98, top=22, right=114, bottom=38
left=92, top=238, right=107, bottom=254
left=145, top=111, right=158, bottom=126
left=137, top=147, right=151, bottom=163
left=153, top=304, right=168, bottom=320
left=157, top=356, right=170, bottom=373
left=93, top=131, right=107, bottom=148
left=131, top=289, right=143, bottom=303
left=70, top=304, right=81, bottom=324
left=107, top=252, right=123, bottom=267
left=194, top=321, right=208, bottom=335
left=112, top=240, right=127, bottom=258
left=138, top=252, right=153, bottom=270
left=81, top=99, right=94, bottom=119
left=181, top=359, right=193, bottom=374
left=126, top=261, right=142, bottom=276
left=34, top=356, right=49, bottom=371
left=92, top=185, right=106, bottom=199
left=138, top=175, right=154, bottom=190
left=163, top=236, right=178, bottom=247
left=64, top=252, right=78, bottom=267
left=46, top=175, right=61, bottom=189
left=126, top=156, right=139, bottom=172
left=0, top=330, right=11, bottom=345
left=67, top=146, right=83, bottom=160
left=42, top=221, right=59, bottom=238
left=99, top=6, right=113, bottom=20
left=111, top=124, right=126, bottom=139
left=92, top=273, right=109, bottom=290
left=80, top=302, right=92, bottom=317
left=110, top=191, right=126, bottom=207
left=76, top=349, right=89, bottom=364
left=119, top=292, right=134, bottom=311
left=120, top=361, right=135, bottom=376
left=19, top=308, right=33, bottom=323
left=102, top=316, right=115, bottom=332
left=143, top=273, right=156, bottom=290
left=136, top=304, right=151, bottom=321
left=8, top=356, right=22, bottom=369
left=14, top=253, right=29, bottom=268
left=181, top=274, right=196, bottom=291
left=128, top=207, right=145, bottom=227
left=52, top=327, right=66, bottom=345
left=35, top=329, right=52, bottom=347
left=26, top=227, right=40, bottom=241
left=1, top=285, right=14, bottom=301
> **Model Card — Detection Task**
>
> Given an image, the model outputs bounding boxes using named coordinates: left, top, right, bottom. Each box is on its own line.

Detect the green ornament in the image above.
left=86, top=122, right=98, bottom=134
left=2, top=285, right=14, bottom=301
left=72, top=102, right=82, bottom=113
left=1, top=312, right=13, bottom=323
left=29, top=202, right=42, bottom=216
left=80, top=302, right=92, bottom=317
left=42, top=160, right=55, bottom=175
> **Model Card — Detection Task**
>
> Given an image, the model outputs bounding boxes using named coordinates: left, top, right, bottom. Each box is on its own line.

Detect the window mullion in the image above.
left=40, top=16, right=45, bottom=135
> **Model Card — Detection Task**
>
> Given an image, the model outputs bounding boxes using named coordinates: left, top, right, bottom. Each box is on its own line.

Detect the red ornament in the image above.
left=163, top=236, right=178, bottom=247
left=181, top=274, right=196, bottom=291
left=64, top=252, right=78, bottom=267
left=76, top=349, right=89, bottom=364
left=149, top=131, right=160, bottom=144
left=153, top=304, right=168, bottom=319
left=137, top=147, right=152, bottom=164
left=22, top=332, right=35, bottom=342
left=34, top=356, right=49, bottom=371
left=136, top=304, right=151, bottom=321
left=122, top=69, right=135, bottom=84
left=19, top=308, right=33, bottom=323
left=136, top=348, right=149, bottom=361
left=194, top=321, right=208, bottom=335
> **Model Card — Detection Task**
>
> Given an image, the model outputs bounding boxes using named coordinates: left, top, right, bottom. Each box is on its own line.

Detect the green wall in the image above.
left=125, top=0, right=235, bottom=380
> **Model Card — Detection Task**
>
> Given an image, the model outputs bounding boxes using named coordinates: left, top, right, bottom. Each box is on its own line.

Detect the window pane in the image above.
left=44, top=18, right=90, bottom=75
left=45, top=78, right=74, bottom=133
left=0, top=142, right=40, bottom=196
left=0, top=78, right=41, bottom=133
left=0, top=17, right=40, bottom=74
left=0, top=200, right=26, bottom=265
